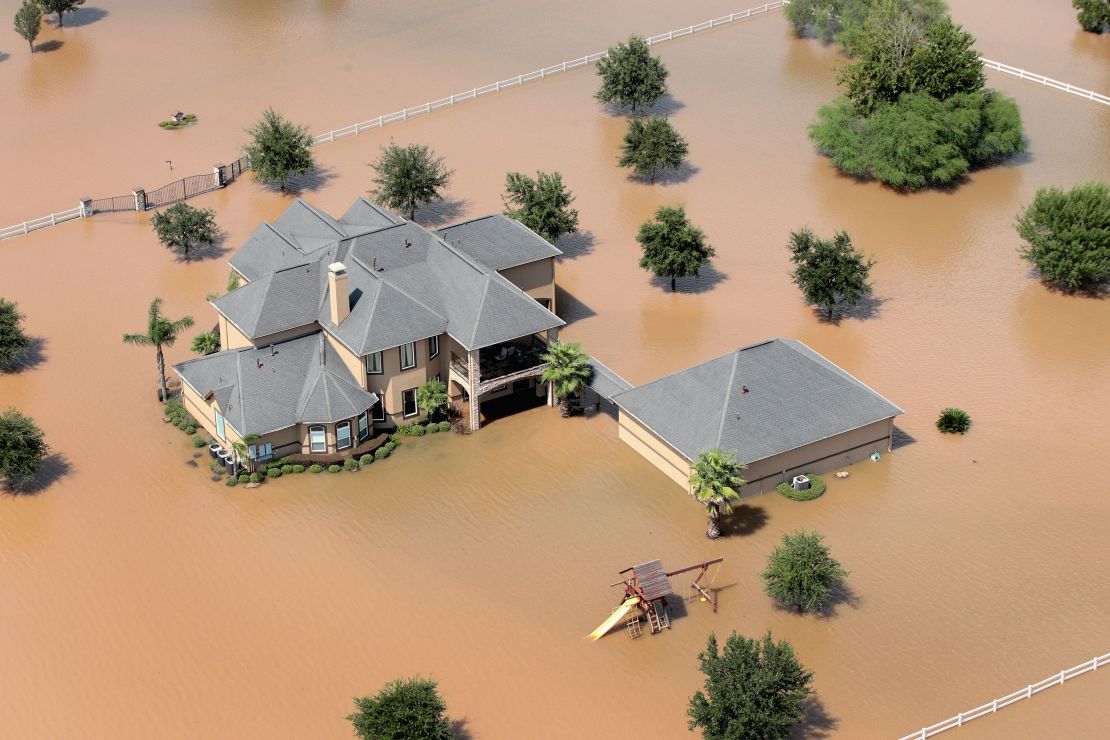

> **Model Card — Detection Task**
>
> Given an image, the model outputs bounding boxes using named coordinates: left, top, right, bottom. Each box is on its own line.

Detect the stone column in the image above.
left=132, top=188, right=146, bottom=211
left=546, top=326, right=559, bottom=407
left=79, top=198, right=93, bottom=217
left=213, top=165, right=225, bottom=189
left=467, top=348, right=481, bottom=431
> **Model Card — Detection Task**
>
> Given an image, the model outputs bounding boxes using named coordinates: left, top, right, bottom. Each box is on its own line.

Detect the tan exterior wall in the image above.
left=362, top=336, right=440, bottom=425
left=498, top=258, right=555, bottom=314
left=218, top=316, right=252, bottom=351
left=617, top=412, right=895, bottom=497
left=325, top=333, right=366, bottom=388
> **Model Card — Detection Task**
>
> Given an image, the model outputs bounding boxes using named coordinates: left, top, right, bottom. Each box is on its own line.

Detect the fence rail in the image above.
left=980, top=58, right=1110, bottom=106
left=898, top=652, right=1110, bottom=739
left=0, top=207, right=84, bottom=240
left=89, top=194, right=135, bottom=214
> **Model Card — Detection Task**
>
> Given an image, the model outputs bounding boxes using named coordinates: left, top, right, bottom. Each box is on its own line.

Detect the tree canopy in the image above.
left=39, top=0, right=84, bottom=28
left=347, top=677, right=453, bottom=740
left=0, top=408, right=49, bottom=486
left=150, top=203, right=220, bottom=259
left=594, top=35, right=669, bottom=112
left=14, top=1, right=42, bottom=51
left=122, top=298, right=194, bottom=403
left=689, top=449, right=746, bottom=540
left=0, top=298, right=31, bottom=369
left=502, top=171, right=579, bottom=244
left=785, top=0, right=946, bottom=46
left=369, top=142, right=453, bottom=221
left=637, top=206, right=715, bottom=292
left=688, top=631, right=814, bottom=739
left=618, top=116, right=689, bottom=183
left=242, top=108, right=316, bottom=191
left=761, top=530, right=849, bottom=613
left=788, top=227, right=874, bottom=321
left=540, top=340, right=592, bottom=418
left=190, top=331, right=220, bottom=356
left=1017, top=182, right=1110, bottom=294
left=1073, top=0, right=1110, bottom=32
left=417, top=378, right=449, bottom=421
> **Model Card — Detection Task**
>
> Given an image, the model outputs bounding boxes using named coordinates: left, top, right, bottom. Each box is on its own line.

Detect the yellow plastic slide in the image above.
left=588, top=597, right=640, bottom=640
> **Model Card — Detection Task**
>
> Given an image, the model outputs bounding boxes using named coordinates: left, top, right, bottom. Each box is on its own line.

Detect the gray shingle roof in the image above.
left=611, top=339, right=902, bottom=464
left=437, top=214, right=562, bottom=270
left=173, top=333, right=377, bottom=436
left=587, top=357, right=634, bottom=401
left=221, top=200, right=564, bottom=355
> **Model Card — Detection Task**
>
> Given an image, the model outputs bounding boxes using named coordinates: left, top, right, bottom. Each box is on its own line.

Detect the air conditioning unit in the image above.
left=791, top=474, right=811, bottom=491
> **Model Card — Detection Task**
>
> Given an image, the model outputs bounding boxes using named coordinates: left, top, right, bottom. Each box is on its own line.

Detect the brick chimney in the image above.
left=327, top=262, right=350, bottom=326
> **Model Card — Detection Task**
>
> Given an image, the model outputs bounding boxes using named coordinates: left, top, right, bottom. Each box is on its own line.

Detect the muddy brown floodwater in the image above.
left=2, top=2, right=1109, bottom=738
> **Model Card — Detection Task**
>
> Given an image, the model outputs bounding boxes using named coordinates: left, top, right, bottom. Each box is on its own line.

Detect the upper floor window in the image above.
left=366, top=351, right=383, bottom=374
left=428, top=336, right=440, bottom=359
left=309, top=425, right=327, bottom=453
left=400, top=342, right=416, bottom=370
left=336, top=422, right=352, bottom=450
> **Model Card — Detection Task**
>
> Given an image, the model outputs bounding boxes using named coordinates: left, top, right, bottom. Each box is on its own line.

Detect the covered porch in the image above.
left=449, top=332, right=556, bottom=430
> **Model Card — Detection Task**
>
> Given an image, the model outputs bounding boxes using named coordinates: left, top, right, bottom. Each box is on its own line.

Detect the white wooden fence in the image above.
left=0, top=206, right=84, bottom=241
left=897, top=652, right=1110, bottom=739
left=308, top=2, right=786, bottom=145
left=980, top=58, right=1110, bottom=106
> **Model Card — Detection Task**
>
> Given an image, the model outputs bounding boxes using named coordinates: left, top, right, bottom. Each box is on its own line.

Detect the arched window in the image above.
left=309, top=425, right=327, bottom=453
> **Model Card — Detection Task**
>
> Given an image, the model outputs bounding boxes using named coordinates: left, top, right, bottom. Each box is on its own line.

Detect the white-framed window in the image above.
left=357, top=411, right=370, bottom=441
left=400, top=342, right=416, bottom=370
left=214, top=410, right=226, bottom=440
left=370, top=399, right=385, bottom=422
left=428, top=335, right=440, bottom=359
left=336, top=421, right=352, bottom=450
left=309, top=425, right=327, bottom=453
left=402, top=388, right=418, bottom=417
left=248, top=442, right=273, bottom=461
left=366, top=351, right=382, bottom=375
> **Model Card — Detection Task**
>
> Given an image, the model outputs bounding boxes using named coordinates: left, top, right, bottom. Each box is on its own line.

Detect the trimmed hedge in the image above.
left=292, top=464, right=305, bottom=473
left=238, top=474, right=249, bottom=484
left=374, top=446, right=391, bottom=460
left=437, top=421, right=451, bottom=433
left=308, top=464, right=323, bottom=474
left=776, top=474, right=827, bottom=502
left=359, top=454, right=374, bottom=466
left=328, top=464, right=342, bottom=473
left=249, top=472, right=263, bottom=484
left=192, top=436, right=207, bottom=448
left=281, top=464, right=294, bottom=474
left=225, top=477, right=238, bottom=486
left=344, top=458, right=359, bottom=471
left=267, top=467, right=282, bottom=479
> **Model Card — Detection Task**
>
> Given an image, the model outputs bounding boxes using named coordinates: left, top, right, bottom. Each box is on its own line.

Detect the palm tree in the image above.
left=190, top=330, right=220, bottom=356
left=231, top=434, right=261, bottom=473
left=122, top=298, right=194, bottom=403
left=416, top=379, right=448, bottom=421
left=689, top=448, right=746, bottom=539
left=539, top=340, right=592, bottom=418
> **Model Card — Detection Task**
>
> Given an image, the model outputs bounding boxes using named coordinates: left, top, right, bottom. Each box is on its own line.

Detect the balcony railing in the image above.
left=450, top=337, right=549, bottom=388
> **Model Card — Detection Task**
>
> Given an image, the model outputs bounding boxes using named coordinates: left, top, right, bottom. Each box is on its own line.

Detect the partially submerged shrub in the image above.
left=292, top=464, right=305, bottom=473
left=249, top=472, right=263, bottom=484
left=238, top=474, right=249, bottom=484
left=775, top=474, right=827, bottom=502
left=374, top=446, right=391, bottom=460
left=308, top=464, right=323, bottom=474
left=437, top=421, right=451, bottom=433
left=281, top=464, right=294, bottom=474
left=191, top=436, right=207, bottom=448
left=762, top=530, right=849, bottom=613
left=328, top=464, right=342, bottom=473
left=359, top=454, right=374, bottom=466
left=225, top=477, right=238, bottom=487
left=208, top=460, right=224, bottom=475
left=267, top=467, right=282, bottom=478
left=344, top=458, right=359, bottom=471
left=937, top=407, right=971, bottom=434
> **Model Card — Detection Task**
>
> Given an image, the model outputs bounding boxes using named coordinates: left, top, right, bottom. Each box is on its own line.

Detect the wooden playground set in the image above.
left=589, top=557, right=724, bottom=640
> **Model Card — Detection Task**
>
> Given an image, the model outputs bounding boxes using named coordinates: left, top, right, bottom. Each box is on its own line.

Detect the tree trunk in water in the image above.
left=560, top=396, right=572, bottom=418
left=56, top=13, right=63, bottom=28
left=705, top=505, right=720, bottom=539
left=670, top=276, right=676, bottom=292
left=827, top=304, right=834, bottom=321
left=156, top=344, right=168, bottom=403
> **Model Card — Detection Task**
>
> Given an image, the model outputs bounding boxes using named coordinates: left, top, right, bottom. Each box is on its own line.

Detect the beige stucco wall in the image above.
left=325, top=333, right=366, bottom=388
left=617, top=411, right=895, bottom=496
left=498, top=258, right=555, bottom=314
left=363, top=336, right=440, bottom=424
left=218, top=316, right=252, bottom=351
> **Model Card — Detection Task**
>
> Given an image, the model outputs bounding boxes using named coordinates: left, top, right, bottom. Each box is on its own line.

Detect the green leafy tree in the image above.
left=688, top=631, right=814, bottom=739
left=416, top=378, right=449, bottom=421
left=0, top=298, right=31, bottom=368
left=38, top=0, right=83, bottom=27
left=190, top=331, right=220, bottom=356
left=502, top=171, right=579, bottom=244
left=1073, top=0, right=1110, bottom=32
left=762, top=530, right=849, bottom=613
left=369, top=142, right=453, bottom=221
left=539, top=340, right=592, bottom=418
left=150, top=203, right=220, bottom=259
left=122, top=298, right=194, bottom=403
left=788, top=227, right=875, bottom=321
left=347, top=676, right=453, bottom=740
left=242, top=108, right=315, bottom=191
left=787, top=0, right=946, bottom=48
left=1017, top=182, right=1110, bottom=294
left=637, top=206, right=715, bottom=292
left=227, top=270, right=241, bottom=292
left=618, top=116, right=689, bottom=183
left=689, top=448, right=745, bottom=540
left=594, top=35, right=669, bottom=112
left=14, top=0, right=41, bottom=52
left=0, top=408, right=49, bottom=486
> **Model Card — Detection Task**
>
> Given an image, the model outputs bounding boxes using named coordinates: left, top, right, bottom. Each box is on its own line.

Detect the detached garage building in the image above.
left=609, top=339, right=902, bottom=495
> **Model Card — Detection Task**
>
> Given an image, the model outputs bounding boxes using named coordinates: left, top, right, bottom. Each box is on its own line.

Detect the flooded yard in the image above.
left=1, top=1, right=1109, bottom=738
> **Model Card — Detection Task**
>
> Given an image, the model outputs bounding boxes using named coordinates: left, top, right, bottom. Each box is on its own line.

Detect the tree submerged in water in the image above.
left=122, top=298, right=194, bottom=403
left=1017, top=182, right=1110, bottom=294
left=637, top=206, right=715, bottom=292
left=502, top=170, right=579, bottom=244
left=936, top=407, right=971, bottom=434
left=347, top=676, right=453, bottom=740
left=788, top=227, right=875, bottom=321
left=594, top=35, right=669, bottom=113
left=540, top=340, right=592, bottom=418
left=689, top=448, right=745, bottom=540
left=761, top=530, right=849, bottom=612
left=618, top=116, right=689, bottom=183
left=243, top=108, right=316, bottom=191
left=369, top=142, right=454, bottom=221
left=0, top=297, right=31, bottom=369
left=150, top=203, right=220, bottom=259
left=39, top=0, right=84, bottom=28
left=13, top=1, right=42, bottom=52
left=0, top=408, right=49, bottom=488
left=1072, top=0, right=1110, bottom=33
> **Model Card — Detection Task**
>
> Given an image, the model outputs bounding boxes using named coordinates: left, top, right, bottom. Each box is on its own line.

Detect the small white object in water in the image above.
left=836, top=471, right=849, bottom=479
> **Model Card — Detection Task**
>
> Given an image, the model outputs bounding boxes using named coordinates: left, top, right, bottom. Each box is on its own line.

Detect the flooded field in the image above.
left=2, top=1, right=1109, bottom=738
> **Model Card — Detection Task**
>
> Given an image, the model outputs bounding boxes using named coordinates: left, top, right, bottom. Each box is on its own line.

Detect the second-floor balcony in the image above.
left=451, top=336, right=549, bottom=391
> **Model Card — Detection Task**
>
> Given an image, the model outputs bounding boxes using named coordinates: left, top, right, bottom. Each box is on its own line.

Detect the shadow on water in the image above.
left=176, top=233, right=230, bottom=263
left=790, top=696, right=839, bottom=739
left=0, top=52, right=10, bottom=63
left=282, top=166, right=337, bottom=194
left=2, top=454, right=73, bottom=496
left=62, top=7, right=110, bottom=27
left=35, top=40, right=65, bottom=53
left=717, top=503, right=768, bottom=537
left=554, top=286, right=597, bottom=326
left=770, top=580, right=861, bottom=620
left=556, top=229, right=595, bottom=260
left=416, top=197, right=468, bottom=226
left=627, top=161, right=701, bottom=186
left=891, top=425, right=916, bottom=450
left=649, top=262, right=727, bottom=294
left=816, top=294, right=887, bottom=324
left=0, top=337, right=48, bottom=374
left=449, top=718, right=473, bottom=739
